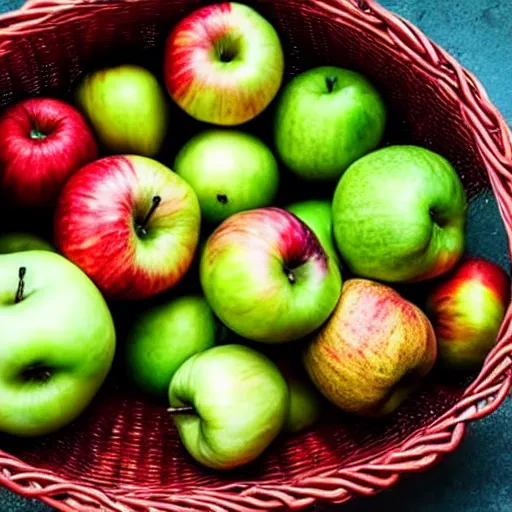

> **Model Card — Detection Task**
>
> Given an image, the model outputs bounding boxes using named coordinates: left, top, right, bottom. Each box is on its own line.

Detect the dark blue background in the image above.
left=1, top=0, right=511, bottom=510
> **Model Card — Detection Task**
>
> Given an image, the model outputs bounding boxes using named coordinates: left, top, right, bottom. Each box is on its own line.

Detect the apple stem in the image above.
left=326, top=76, right=338, bottom=93
left=15, top=266, right=26, bottom=303
left=283, top=265, right=296, bottom=284
left=167, top=405, right=196, bottom=415
left=217, top=194, right=228, bottom=204
left=138, top=195, right=162, bottom=236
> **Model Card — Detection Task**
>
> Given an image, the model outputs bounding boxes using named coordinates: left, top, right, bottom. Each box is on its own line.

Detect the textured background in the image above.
left=0, top=0, right=511, bottom=511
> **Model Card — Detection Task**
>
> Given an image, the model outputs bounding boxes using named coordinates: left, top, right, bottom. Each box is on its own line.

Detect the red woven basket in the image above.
left=1, top=0, right=512, bottom=510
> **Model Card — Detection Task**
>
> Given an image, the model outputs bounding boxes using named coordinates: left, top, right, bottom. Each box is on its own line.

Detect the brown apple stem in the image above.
left=167, top=406, right=196, bottom=416
left=15, top=267, right=26, bottom=304
left=137, top=195, right=162, bottom=236
left=142, top=195, right=162, bottom=228
left=326, top=76, right=338, bottom=93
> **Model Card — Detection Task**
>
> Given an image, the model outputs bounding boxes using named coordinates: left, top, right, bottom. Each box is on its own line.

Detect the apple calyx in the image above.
left=217, top=193, right=228, bottom=204
left=30, top=128, right=47, bottom=140
left=136, top=195, right=162, bottom=237
left=21, top=363, right=52, bottom=383
left=167, top=405, right=196, bottom=415
left=15, top=266, right=26, bottom=303
left=326, top=76, right=338, bottom=93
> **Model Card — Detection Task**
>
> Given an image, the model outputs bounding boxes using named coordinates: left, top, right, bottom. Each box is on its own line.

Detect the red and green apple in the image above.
left=200, top=207, right=342, bottom=343
left=332, top=145, right=466, bottom=282
left=164, top=2, right=284, bottom=125
left=426, top=258, right=510, bottom=371
left=54, top=155, right=201, bottom=300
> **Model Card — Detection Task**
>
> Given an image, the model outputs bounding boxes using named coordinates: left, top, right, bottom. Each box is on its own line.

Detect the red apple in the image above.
left=54, top=155, right=201, bottom=300
left=426, top=258, right=510, bottom=371
left=164, top=2, right=284, bottom=126
left=0, top=98, right=97, bottom=207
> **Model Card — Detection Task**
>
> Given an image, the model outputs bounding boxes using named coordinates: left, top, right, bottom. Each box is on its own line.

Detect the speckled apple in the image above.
left=426, top=258, right=510, bottom=371
left=304, top=279, right=437, bottom=417
left=200, top=207, right=342, bottom=343
left=332, top=145, right=467, bottom=282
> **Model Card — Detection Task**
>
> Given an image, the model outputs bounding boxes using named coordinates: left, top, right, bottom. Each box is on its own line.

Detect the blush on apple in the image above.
left=304, top=279, right=437, bottom=417
left=54, top=155, right=201, bottom=300
left=426, top=258, right=511, bottom=371
left=164, top=2, right=284, bottom=126
left=0, top=98, right=97, bottom=208
left=200, top=207, right=342, bottom=343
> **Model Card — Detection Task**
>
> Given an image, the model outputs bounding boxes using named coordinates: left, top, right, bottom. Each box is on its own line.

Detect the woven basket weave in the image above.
left=1, top=0, right=512, bottom=510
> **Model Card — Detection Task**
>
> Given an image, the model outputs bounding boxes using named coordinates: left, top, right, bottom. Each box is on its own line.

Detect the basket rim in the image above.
left=1, top=0, right=512, bottom=510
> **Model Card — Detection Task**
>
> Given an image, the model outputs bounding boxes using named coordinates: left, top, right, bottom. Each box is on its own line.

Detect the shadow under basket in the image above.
left=1, top=0, right=512, bottom=510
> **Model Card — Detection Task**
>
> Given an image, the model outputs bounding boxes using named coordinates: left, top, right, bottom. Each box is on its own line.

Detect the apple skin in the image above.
left=0, top=98, right=97, bottom=208
left=169, top=344, right=288, bottom=470
left=174, top=130, right=279, bottom=224
left=286, top=200, right=340, bottom=268
left=124, top=295, right=216, bottom=397
left=164, top=2, right=284, bottom=126
left=425, top=258, right=510, bottom=371
left=332, top=145, right=466, bottom=282
left=276, top=359, right=323, bottom=433
left=0, top=232, right=55, bottom=254
left=274, top=66, right=386, bottom=182
left=0, top=251, right=116, bottom=437
left=304, top=279, right=437, bottom=417
left=54, top=155, right=201, bottom=300
left=75, top=65, right=168, bottom=157
left=200, top=207, right=342, bottom=343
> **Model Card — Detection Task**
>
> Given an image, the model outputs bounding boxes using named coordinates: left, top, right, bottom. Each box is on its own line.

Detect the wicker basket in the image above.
left=1, top=0, right=512, bottom=510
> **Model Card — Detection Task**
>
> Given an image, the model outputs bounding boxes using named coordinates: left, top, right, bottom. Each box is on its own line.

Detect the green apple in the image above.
left=168, top=344, right=288, bottom=470
left=277, top=359, right=323, bottom=433
left=75, top=64, right=168, bottom=157
left=0, top=251, right=116, bottom=437
left=274, top=66, right=386, bottom=182
left=124, top=295, right=216, bottom=397
left=200, top=208, right=342, bottom=343
left=286, top=200, right=340, bottom=267
left=0, top=232, right=55, bottom=254
left=332, top=145, right=467, bottom=282
left=174, top=130, right=279, bottom=225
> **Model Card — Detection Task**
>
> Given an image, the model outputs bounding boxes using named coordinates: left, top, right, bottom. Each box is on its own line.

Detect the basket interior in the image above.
left=0, top=0, right=508, bottom=494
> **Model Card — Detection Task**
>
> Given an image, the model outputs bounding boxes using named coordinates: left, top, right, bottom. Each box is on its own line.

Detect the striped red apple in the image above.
left=54, top=155, right=201, bottom=300
left=164, top=2, right=284, bottom=125
left=426, top=258, right=510, bottom=371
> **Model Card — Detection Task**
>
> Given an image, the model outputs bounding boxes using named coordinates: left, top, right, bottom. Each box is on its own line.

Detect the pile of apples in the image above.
left=0, top=2, right=510, bottom=472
